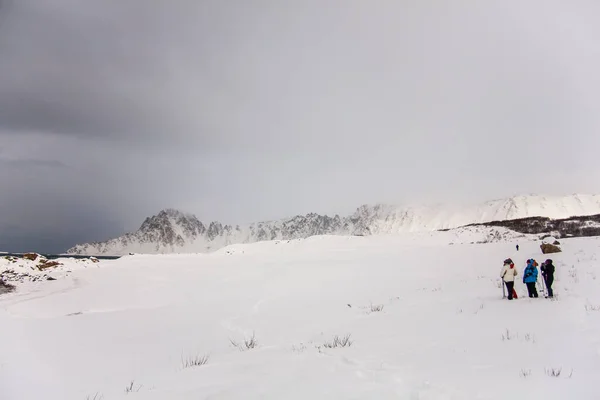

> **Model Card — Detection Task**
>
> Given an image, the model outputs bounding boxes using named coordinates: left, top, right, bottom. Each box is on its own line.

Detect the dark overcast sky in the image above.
left=1, top=0, right=600, bottom=253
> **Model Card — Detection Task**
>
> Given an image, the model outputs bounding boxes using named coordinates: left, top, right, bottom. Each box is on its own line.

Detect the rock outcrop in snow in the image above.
left=1, top=254, right=102, bottom=284
left=540, top=243, right=562, bottom=254
left=66, top=194, right=600, bottom=255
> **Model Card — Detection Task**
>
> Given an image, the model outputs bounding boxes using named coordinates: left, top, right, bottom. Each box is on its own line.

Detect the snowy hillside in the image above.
left=66, top=194, right=600, bottom=255
left=0, top=254, right=103, bottom=284
left=2, top=231, right=600, bottom=399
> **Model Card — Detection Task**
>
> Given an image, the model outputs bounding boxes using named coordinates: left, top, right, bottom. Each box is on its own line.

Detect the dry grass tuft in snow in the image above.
left=501, top=329, right=536, bottom=343
left=124, top=380, right=141, bottom=394
left=181, top=353, right=209, bottom=369
left=585, top=303, right=600, bottom=312
left=545, top=367, right=563, bottom=378
left=369, top=303, right=384, bottom=313
left=0, top=280, right=15, bottom=294
left=501, top=329, right=514, bottom=341
left=520, top=369, right=532, bottom=378
left=86, top=393, right=103, bottom=400
left=568, top=267, right=579, bottom=282
left=544, top=367, right=573, bottom=378
left=291, top=343, right=307, bottom=354
left=230, top=332, right=259, bottom=351
left=323, top=334, right=353, bottom=349
left=524, top=333, right=536, bottom=343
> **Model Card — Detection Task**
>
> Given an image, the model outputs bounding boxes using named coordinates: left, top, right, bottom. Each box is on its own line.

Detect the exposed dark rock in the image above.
left=0, top=280, right=15, bottom=294
left=23, top=253, right=39, bottom=261
left=464, top=214, right=600, bottom=239
left=38, top=260, right=61, bottom=270
left=541, top=243, right=562, bottom=254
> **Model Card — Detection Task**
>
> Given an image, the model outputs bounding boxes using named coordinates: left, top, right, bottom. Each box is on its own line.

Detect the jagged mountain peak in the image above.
left=142, top=208, right=196, bottom=222
left=66, top=193, right=600, bottom=256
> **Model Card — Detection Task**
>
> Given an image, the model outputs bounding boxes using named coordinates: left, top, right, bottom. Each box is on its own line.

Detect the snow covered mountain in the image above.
left=66, top=194, right=600, bottom=255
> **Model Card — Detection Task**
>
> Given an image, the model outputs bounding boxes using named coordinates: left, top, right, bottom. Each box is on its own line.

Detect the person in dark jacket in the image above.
left=541, top=259, right=555, bottom=298
left=523, top=259, right=539, bottom=298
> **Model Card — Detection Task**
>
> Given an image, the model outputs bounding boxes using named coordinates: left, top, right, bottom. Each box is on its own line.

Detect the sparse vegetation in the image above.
left=323, top=334, right=353, bottom=349
left=86, top=393, right=103, bottom=400
left=466, top=214, right=600, bottom=238
left=524, top=333, right=536, bottom=343
left=369, top=303, right=384, bottom=313
left=568, top=267, right=578, bottom=281
left=520, top=369, right=532, bottom=378
left=0, top=280, right=15, bottom=294
left=585, top=304, right=600, bottom=312
left=181, top=353, right=209, bottom=368
left=124, top=380, right=142, bottom=393
left=230, top=332, right=258, bottom=351
left=501, top=329, right=513, bottom=341
left=291, top=343, right=307, bottom=354
left=545, top=367, right=562, bottom=377
left=501, top=329, right=537, bottom=343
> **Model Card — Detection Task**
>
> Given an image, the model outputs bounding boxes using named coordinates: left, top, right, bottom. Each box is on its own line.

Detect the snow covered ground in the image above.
left=1, top=231, right=599, bottom=399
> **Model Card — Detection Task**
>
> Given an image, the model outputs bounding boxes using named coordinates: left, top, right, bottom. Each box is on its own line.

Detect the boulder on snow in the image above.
left=541, top=243, right=562, bottom=254
left=90, top=257, right=99, bottom=263
left=38, top=260, right=62, bottom=270
left=22, top=253, right=39, bottom=261
left=553, top=240, right=561, bottom=245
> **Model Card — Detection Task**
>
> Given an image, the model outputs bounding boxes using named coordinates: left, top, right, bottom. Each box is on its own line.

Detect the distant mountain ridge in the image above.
left=466, top=213, right=600, bottom=238
left=66, top=194, right=600, bottom=255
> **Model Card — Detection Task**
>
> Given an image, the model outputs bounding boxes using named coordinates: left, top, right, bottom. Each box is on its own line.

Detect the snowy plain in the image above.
left=1, top=230, right=600, bottom=399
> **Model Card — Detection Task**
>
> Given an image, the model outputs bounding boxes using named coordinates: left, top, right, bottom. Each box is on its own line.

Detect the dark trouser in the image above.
left=525, top=282, right=538, bottom=298
left=544, top=276, right=554, bottom=297
left=505, top=281, right=515, bottom=300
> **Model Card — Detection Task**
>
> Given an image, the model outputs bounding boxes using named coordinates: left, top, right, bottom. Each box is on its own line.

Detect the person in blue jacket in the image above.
left=523, top=259, right=539, bottom=298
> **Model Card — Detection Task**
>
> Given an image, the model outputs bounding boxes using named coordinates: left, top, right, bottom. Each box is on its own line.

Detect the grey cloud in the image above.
left=0, top=158, right=68, bottom=169
left=1, top=1, right=600, bottom=252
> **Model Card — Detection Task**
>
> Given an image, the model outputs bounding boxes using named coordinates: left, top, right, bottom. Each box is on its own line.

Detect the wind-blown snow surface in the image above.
left=68, top=194, right=600, bottom=255
left=2, top=232, right=600, bottom=399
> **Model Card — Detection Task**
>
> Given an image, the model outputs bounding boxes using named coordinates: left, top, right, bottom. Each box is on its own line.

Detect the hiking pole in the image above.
left=538, top=264, right=546, bottom=298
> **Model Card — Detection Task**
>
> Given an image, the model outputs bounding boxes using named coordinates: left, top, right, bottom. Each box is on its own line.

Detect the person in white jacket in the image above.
left=500, top=258, right=518, bottom=300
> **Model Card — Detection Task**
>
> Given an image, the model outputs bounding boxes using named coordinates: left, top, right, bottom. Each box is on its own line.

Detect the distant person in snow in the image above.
left=541, top=259, right=555, bottom=298
left=516, top=244, right=519, bottom=251
left=523, top=259, right=539, bottom=298
left=501, top=258, right=518, bottom=300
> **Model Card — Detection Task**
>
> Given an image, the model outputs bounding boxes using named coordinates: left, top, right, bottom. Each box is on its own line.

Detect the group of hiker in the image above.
left=500, top=257, right=555, bottom=300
